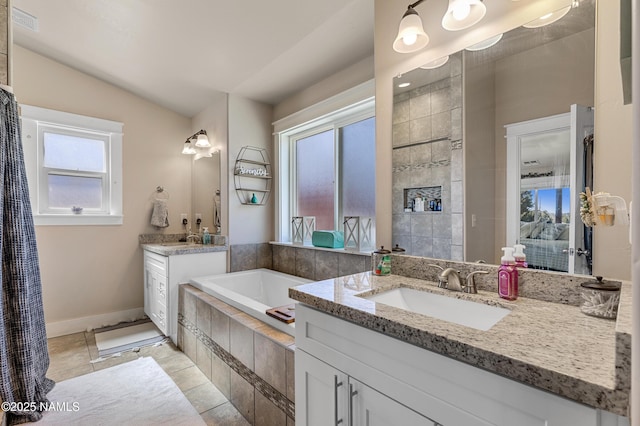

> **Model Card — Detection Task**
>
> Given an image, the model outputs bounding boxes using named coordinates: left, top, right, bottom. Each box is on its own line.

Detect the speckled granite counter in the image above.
left=289, top=272, right=631, bottom=416
left=142, top=242, right=228, bottom=256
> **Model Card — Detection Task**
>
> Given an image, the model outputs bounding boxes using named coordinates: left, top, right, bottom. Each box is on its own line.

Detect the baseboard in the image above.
left=45, top=308, right=146, bottom=338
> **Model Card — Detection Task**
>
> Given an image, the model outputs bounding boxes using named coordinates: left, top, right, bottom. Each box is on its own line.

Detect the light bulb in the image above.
left=403, top=32, right=418, bottom=46
left=452, top=3, right=471, bottom=21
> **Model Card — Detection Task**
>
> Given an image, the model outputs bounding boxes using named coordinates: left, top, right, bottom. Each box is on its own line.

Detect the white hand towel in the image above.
left=151, top=199, right=169, bottom=228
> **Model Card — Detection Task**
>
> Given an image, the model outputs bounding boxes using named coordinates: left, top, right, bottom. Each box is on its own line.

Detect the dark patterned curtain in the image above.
left=0, top=88, right=54, bottom=424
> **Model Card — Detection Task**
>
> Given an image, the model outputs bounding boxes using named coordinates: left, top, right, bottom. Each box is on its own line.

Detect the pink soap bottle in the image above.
left=514, top=244, right=528, bottom=268
left=498, top=247, right=518, bottom=300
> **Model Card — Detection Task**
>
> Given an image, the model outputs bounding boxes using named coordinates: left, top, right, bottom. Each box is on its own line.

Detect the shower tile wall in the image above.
left=392, top=53, right=463, bottom=260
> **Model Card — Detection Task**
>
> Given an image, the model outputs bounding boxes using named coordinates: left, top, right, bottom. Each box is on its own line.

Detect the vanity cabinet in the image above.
left=143, top=249, right=226, bottom=343
left=295, top=304, right=627, bottom=426
left=297, top=349, right=435, bottom=425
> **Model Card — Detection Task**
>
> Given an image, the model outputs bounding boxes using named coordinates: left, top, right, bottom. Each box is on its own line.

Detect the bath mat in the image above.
left=95, top=321, right=165, bottom=357
left=35, top=357, right=204, bottom=425
left=266, top=304, right=296, bottom=324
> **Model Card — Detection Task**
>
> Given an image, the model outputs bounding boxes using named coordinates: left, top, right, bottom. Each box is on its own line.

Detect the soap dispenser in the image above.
left=498, top=247, right=518, bottom=300
left=202, top=227, right=211, bottom=245
left=513, top=244, right=528, bottom=268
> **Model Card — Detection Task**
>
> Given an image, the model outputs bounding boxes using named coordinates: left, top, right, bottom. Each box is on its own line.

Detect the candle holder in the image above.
left=291, top=216, right=315, bottom=245
left=343, top=216, right=374, bottom=252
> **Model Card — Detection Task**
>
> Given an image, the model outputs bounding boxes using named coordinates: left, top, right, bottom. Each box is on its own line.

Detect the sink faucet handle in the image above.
left=465, top=270, right=489, bottom=294
left=427, top=264, right=446, bottom=288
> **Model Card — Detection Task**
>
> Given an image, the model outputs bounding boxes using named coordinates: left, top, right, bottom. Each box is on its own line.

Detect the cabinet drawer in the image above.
left=144, top=251, right=167, bottom=274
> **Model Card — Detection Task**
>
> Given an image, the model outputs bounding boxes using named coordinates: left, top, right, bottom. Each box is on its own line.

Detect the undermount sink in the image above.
left=362, top=287, right=510, bottom=331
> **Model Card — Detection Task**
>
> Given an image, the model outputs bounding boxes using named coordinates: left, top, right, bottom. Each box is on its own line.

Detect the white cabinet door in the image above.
left=296, top=349, right=348, bottom=426
left=144, top=252, right=169, bottom=335
left=350, top=377, right=435, bottom=426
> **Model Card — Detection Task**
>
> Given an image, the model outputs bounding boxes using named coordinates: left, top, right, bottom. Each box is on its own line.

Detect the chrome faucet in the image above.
left=464, top=270, right=489, bottom=294
left=186, top=228, right=201, bottom=244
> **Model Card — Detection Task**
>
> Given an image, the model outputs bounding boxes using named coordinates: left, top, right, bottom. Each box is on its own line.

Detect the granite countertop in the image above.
left=289, top=272, right=631, bottom=416
left=142, top=242, right=228, bottom=256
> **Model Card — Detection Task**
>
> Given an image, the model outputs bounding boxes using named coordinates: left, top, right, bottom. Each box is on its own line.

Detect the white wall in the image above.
left=273, top=55, right=374, bottom=122
left=593, top=1, right=633, bottom=280
left=228, top=95, right=274, bottom=245
left=13, top=45, right=193, bottom=335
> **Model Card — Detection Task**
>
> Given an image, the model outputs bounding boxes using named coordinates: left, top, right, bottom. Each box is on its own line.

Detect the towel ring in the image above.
left=154, top=186, right=170, bottom=200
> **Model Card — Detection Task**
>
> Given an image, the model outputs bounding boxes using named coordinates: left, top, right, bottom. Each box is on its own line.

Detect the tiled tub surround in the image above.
left=289, top=254, right=632, bottom=416
left=178, top=284, right=295, bottom=425
left=392, top=52, right=463, bottom=261
left=230, top=242, right=370, bottom=280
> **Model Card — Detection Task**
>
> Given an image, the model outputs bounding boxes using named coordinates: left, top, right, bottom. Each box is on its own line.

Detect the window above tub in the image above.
left=273, top=81, right=375, bottom=242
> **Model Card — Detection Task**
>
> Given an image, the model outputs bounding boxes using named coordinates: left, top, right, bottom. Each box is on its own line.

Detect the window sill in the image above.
left=34, top=214, right=123, bottom=226
left=269, top=241, right=372, bottom=256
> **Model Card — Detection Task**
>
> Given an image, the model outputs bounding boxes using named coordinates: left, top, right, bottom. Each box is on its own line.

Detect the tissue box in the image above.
left=312, top=230, right=344, bottom=248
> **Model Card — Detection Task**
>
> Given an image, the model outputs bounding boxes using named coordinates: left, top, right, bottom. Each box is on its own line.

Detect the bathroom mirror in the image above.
left=392, top=1, right=597, bottom=274
left=191, top=152, right=221, bottom=234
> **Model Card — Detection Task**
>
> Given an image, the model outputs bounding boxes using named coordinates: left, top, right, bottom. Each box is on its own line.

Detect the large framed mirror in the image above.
left=392, top=0, right=596, bottom=275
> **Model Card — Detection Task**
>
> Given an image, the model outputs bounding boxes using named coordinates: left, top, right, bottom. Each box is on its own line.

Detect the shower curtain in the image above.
left=0, top=88, right=54, bottom=424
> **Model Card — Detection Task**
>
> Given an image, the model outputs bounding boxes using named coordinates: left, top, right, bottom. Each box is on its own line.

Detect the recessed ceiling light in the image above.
left=398, top=82, right=411, bottom=88
left=465, top=33, right=503, bottom=51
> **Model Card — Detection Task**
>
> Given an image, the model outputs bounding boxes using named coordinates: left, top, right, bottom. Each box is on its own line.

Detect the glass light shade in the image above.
left=522, top=6, right=571, bottom=28
left=181, top=141, right=196, bottom=155
left=393, top=9, right=429, bottom=53
left=195, top=133, right=211, bottom=148
left=442, top=0, right=486, bottom=31
left=465, top=33, right=503, bottom=51
left=420, top=56, right=450, bottom=69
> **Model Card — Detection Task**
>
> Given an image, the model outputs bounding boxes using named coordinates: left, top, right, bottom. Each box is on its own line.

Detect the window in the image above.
left=21, top=105, right=123, bottom=225
left=275, top=91, right=375, bottom=242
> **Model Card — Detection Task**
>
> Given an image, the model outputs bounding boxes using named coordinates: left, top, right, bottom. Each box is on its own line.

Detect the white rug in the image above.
left=37, top=357, right=205, bottom=425
left=95, top=322, right=165, bottom=357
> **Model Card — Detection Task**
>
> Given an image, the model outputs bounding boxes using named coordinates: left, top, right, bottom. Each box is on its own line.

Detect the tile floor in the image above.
left=47, top=331, right=250, bottom=425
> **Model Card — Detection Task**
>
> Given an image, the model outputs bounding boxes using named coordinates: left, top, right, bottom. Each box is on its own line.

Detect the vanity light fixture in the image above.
left=181, top=129, right=211, bottom=154
left=194, top=130, right=211, bottom=148
left=393, top=1, right=430, bottom=53
left=465, top=33, right=503, bottom=51
left=441, top=0, right=486, bottom=31
left=398, top=82, right=411, bottom=88
left=420, top=56, right=450, bottom=69
left=181, top=139, right=196, bottom=155
left=522, top=5, right=571, bottom=28
left=393, top=0, right=487, bottom=53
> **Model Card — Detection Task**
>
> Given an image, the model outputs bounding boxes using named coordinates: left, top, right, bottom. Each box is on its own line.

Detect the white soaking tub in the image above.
left=189, top=268, right=311, bottom=335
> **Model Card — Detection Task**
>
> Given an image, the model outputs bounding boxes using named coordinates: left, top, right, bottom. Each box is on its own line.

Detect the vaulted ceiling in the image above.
left=12, top=0, right=374, bottom=117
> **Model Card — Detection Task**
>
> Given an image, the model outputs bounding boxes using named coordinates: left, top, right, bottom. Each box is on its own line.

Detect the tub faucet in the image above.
left=438, top=268, right=463, bottom=291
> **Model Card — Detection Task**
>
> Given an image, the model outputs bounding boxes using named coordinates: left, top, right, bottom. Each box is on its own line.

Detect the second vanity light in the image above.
left=181, top=129, right=211, bottom=155
left=393, top=0, right=487, bottom=53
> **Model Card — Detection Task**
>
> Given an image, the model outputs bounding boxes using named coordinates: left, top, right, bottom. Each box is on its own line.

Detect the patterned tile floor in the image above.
left=46, top=331, right=250, bottom=425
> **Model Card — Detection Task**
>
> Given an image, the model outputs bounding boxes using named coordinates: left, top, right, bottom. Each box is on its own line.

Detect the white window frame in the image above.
left=273, top=81, right=375, bottom=242
left=21, top=105, right=124, bottom=226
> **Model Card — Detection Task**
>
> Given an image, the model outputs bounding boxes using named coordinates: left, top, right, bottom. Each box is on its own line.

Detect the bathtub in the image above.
left=189, top=268, right=312, bottom=335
